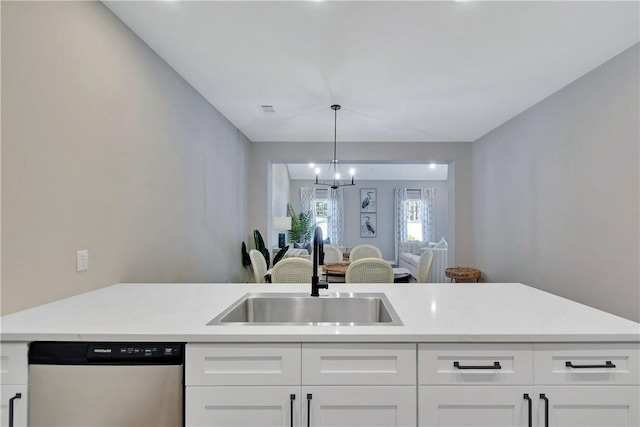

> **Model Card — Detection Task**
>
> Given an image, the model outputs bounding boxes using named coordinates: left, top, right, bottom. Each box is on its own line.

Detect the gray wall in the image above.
left=270, top=164, right=291, bottom=246
left=250, top=142, right=473, bottom=267
left=472, top=44, right=639, bottom=321
left=1, top=2, right=250, bottom=314
left=289, top=180, right=448, bottom=260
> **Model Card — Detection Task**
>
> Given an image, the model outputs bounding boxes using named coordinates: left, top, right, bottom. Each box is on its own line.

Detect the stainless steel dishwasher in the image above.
left=28, top=342, right=184, bottom=427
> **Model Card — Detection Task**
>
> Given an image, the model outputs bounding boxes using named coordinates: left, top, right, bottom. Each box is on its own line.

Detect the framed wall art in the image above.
left=360, top=188, right=376, bottom=213
left=360, top=213, right=377, bottom=238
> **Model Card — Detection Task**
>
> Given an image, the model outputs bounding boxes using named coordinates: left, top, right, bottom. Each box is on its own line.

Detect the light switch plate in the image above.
left=77, top=250, right=88, bottom=272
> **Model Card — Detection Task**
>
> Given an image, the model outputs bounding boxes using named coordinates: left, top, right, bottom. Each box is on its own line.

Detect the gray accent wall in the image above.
left=472, top=44, right=639, bottom=321
left=1, top=2, right=250, bottom=314
left=289, top=180, right=449, bottom=260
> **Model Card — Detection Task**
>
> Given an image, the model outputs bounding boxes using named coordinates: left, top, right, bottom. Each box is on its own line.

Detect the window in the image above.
left=406, top=190, right=422, bottom=241
left=315, top=189, right=329, bottom=239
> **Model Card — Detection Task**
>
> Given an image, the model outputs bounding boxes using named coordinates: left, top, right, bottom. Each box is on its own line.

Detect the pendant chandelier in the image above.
left=314, top=104, right=355, bottom=190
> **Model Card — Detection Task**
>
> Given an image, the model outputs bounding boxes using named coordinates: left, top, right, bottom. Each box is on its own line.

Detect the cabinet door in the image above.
left=186, top=386, right=300, bottom=427
left=304, top=386, right=416, bottom=427
left=535, top=386, right=639, bottom=427
left=0, top=385, right=28, bottom=427
left=0, top=343, right=28, bottom=386
left=419, top=386, right=531, bottom=427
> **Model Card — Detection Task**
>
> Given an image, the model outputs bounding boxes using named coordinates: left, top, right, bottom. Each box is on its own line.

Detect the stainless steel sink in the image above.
left=207, top=293, right=403, bottom=326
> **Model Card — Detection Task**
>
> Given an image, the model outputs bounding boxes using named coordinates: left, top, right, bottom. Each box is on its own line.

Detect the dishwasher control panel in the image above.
left=29, top=342, right=184, bottom=365
left=88, top=343, right=183, bottom=362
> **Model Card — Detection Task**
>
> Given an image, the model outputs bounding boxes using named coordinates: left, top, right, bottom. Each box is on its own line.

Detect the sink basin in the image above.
left=207, top=293, right=403, bottom=326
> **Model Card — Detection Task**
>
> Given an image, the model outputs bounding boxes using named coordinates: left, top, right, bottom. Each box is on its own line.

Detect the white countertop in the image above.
left=1, top=283, right=638, bottom=343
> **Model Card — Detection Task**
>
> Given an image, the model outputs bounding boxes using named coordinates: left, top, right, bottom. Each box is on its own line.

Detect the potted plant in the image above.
left=287, top=204, right=317, bottom=243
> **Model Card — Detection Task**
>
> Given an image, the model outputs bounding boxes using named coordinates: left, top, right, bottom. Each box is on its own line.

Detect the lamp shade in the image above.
left=273, top=216, right=292, bottom=231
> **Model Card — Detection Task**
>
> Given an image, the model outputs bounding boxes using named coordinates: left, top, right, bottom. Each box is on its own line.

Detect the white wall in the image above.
left=472, top=44, right=639, bottom=321
left=289, top=179, right=448, bottom=260
left=249, top=142, right=473, bottom=266
left=1, top=2, right=250, bottom=314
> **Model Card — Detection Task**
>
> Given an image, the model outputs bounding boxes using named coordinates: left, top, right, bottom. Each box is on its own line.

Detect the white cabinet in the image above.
left=186, top=343, right=301, bottom=427
left=302, top=343, right=416, bottom=427
left=186, top=343, right=416, bottom=427
left=532, top=343, right=640, bottom=426
left=186, top=386, right=301, bottom=427
left=534, top=386, right=639, bottom=427
left=306, top=386, right=416, bottom=427
left=419, top=386, right=530, bottom=426
left=0, top=343, right=28, bottom=427
left=418, top=343, right=640, bottom=427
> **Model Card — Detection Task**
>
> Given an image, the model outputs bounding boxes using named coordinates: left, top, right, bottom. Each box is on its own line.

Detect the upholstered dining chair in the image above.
left=417, top=250, right=434, bottom=283
left=345, top=258, right=394, bottom=283
left=271, top=257, right=313, bottom=284
left=323, top=245, right=343, bottom=265
left=249, top=249, right=267, bottom=284
left=349, top=244, right=382, bottom=262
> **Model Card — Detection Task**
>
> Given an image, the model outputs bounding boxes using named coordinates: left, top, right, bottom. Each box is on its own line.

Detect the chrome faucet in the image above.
left=311, top=226, right=328, bottom=297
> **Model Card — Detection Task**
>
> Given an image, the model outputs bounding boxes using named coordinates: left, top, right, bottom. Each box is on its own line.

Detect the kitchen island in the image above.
left=1, top=283, right=639, bottom=426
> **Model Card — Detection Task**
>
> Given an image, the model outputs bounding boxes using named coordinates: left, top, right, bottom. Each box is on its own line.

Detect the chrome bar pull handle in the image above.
left=306, top=393, right=312, bottom=427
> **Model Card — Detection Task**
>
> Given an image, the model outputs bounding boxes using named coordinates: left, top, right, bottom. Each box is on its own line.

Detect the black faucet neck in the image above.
left=311, top=226, right=328, bottom=297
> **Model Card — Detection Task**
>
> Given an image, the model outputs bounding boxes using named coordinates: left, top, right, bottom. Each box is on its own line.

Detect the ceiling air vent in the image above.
left=260, top=105, right=276, bottom=113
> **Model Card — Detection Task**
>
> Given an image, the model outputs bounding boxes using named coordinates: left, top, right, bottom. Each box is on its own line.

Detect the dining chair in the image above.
left=417, top=250, right=434, bottom=283
left=249, top=249, right=267, bottom=284
left=271, top=257, right=313, bottom=284
left=349, top=244, right=382, bottom=261
left=323, top=245, right=343, bottom=265
left=345, top=258, right=394, bottom=283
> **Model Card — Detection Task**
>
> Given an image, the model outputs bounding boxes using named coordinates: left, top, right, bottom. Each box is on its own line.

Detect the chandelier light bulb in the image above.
left=309, top=163, right=315, bottom=168
left=349, top=168, right=355, bottom=176
left=315, top=167, right=320, bottom=174
left=335, top=172, right=340, bottom=180
left=430, top=163, right=436, bottom=169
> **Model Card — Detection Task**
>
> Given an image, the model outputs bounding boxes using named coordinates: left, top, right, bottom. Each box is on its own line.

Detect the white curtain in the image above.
left=393, top=187, right=408, bottom=264
left=300, top=187, right=315, bottom=215
left=421, top=188, right=436, bottom=242
left=328, top=188, right=344, bottom=246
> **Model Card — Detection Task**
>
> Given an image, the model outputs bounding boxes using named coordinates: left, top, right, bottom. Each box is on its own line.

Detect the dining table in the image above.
left=322, top=262, right=413, bottom=283
left=264, top=262, right=413, bottom=283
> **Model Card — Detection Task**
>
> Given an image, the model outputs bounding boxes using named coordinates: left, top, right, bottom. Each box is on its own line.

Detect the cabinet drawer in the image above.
left=534, top=343, right=640, bottom=385
left=186, top=386, right=301, bottom=427
left=186, top=343, right=301, bottom=386
left=302, top=343, right=416, bottom=385
left=0, top=343, right=28, bottom=385
left=418, top=343, right=533, bottom=385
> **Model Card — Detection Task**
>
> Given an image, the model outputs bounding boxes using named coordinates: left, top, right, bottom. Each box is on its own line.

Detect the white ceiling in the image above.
left=286, top=162, right=448, bottom=181
left=104, top=1, right=639, bottom=143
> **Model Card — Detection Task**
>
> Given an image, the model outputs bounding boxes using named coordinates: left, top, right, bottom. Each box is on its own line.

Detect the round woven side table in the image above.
left=445, top=267, right=481, bottom=283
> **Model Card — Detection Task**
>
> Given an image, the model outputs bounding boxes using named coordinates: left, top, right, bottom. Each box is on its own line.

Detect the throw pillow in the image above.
left=411, top=242, right=425, bottom=255
left=293, top=242, right=312, bottom=254
left=323, top=237, right=331, bottom=244
left=434, top=237, right=448, bottom=248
